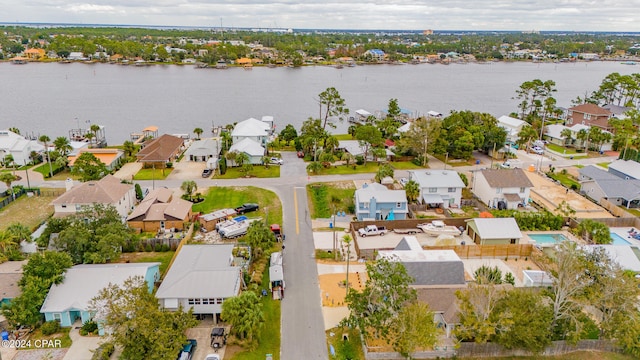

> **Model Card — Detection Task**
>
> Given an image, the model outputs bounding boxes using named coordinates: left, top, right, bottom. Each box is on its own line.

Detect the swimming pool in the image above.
left=610, top=232, right=632, bottom=246
left=528, top=233, right=568, bottom=244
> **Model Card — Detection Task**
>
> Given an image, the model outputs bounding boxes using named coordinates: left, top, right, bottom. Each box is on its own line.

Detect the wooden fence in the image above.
left=426, top=244, right=534, bottom=259
left=456, top=340, right=620, bottom=358
left=598, top=198, right=636, bottom=218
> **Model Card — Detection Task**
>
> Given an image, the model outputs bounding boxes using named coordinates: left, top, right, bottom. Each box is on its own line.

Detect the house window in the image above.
left=53, top=313, right=62, bottom=321
left=363, top=202, right=369, bottom=209
left=429, top=188, right=437, bottom=193
left=202, top=299, right=209, bottom=305
left=584, top=113, right=591, bottom=120
left=61, top=204, right=67, bottom=208
left=396, top=202, right=401, bottom=208
left=520, top=187, right=525, bottom=193
left=217, top=298, right=223, bottom=304
left=188, top=299, right=201, bottom=305
left=75, top=205, right=82, bottom=211
left=496, top=188, right=502, bottom=194
left=448, top=187, right=456, bottom=193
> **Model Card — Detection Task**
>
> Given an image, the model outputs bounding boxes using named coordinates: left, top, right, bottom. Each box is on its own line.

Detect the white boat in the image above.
left=417, top=220, right=462, bottom=237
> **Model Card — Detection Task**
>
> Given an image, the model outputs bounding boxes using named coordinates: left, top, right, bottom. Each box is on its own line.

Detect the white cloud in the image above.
left=1, top=0, right=640, bottom=31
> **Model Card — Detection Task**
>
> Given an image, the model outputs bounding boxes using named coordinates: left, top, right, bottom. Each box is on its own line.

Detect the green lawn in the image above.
left=597, top=162, right=610, bottom=169
left=432, top=154, right=476, bottom=167
left=48, top=169, right=81, bottom=181
left=547, top=171, right=581, bottom=190
left=215, top=166, right=280, bottom=179
left=126, top=251, right=175, bottom=275
left=546, top=143, right=587, bottom=156
left=307, top=182, right=356, bottom=219
left=326, top=327, right=365, bottom=360
left=621, top=207, right=640, bottom=217
left=230, top=270, right=281, bottom=360
left=390, top=161, right=425, bottom=170
left=309, top=162, right=379, bottom=175
left=192, top=186, right=283, bottom=226
left=33, top=162, right=65, bottom=178
left=133, top=167, right=173, bottom=180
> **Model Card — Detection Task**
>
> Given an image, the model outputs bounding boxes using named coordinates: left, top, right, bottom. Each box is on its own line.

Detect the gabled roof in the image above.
left=416, top=288, right=461, bottom=323
left=609, top=160, right=640, bottom=180
left=0, top=129, right=44, bottom=153
left=497, top=115, right=527, bottom=128
left=580, top=166, right=640, bottom=200
left=51, top=175, right=132, bottom=206
left=126, top=189, right=191, bottom=222
left=409, top=169, right=465, bottom=188
left=184, top=138, right=221, bottom=158
left=137, top=134, right=183, bottom=162
left=603, top=104, right=632, bottom=116
left=569, top=103, right=612, bottom=116
left=479, top=168, right=533, bottom=188
left=228, top=138, right=265, bottom=157
left=355, top=182, right=407, bottom=204
left=231, top=118, right=270, bottom=138
left=156, top=245, right=241, bottom=299
left=579, top=165, right=619, bottom=181
left=40, top=263, right=159, bottom=313
left=467, top=218, right=522, bottom=239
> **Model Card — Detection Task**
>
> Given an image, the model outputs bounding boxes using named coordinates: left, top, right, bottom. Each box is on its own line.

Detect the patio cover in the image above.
left=422, top=194, right=444, bottom=204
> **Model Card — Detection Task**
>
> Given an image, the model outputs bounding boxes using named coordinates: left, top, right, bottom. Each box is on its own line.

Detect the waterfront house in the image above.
left=126, top=188, right=193, bottom=232
left=184, top=138, right=221, bottom=163
left=338, top=140, right=392, bottom=161
left=364, top=49, right=386, bottom=61
left=156, top=245, right=242, bottom=323
left=51, top=175, right=135, bottom=219
left=354, top=182, right=408, bottom=221
left=377, top=236, right=466, bottom=287
left=578, top=165, right=640, bottom=208
left=68, top=52, right=86, bottom=61
left=136, top=134, right=184, bottom=167
left=231, top=118, right=272, bottom=146
left=0, top=129, right=45, bottom=165
left=408, top=170, right=465, bottom=209
left=68, top=148, right=124, bottom=171
left=41, top=263, right=160, bottom=335
left=24, top=48, right=45, bottom=60
left=227, top=138, right=266, bottom=165
left=465, top=218, right=523, bottom=245
left=497, top=115, right=528, bottom=144
left=566, top=103, right=612, bottom=131
left=473, top=169, right=532, bottom=209
left=544, top=123, right=612, bottom=151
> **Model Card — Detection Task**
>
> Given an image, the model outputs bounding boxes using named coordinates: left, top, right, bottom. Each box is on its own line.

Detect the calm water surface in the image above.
left=0, top=61, right=637, bottom=144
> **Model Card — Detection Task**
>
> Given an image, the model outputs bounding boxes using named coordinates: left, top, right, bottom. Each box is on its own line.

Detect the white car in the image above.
left=270, top=157, right=284, bottom=165
left=205, top=355, right=221, bottom=360
left=531, top=146, right=544, bottom=155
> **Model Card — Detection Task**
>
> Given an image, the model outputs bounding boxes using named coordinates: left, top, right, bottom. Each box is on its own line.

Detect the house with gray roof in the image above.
left=408, top=170, right=465, bottom=208
left=0, top=260, right=26, bottom=307
left=156, top=245, right=242, bottom=322
left=473, top=169, right=533, bottom=209
left=603, top=104, right=632, bottom=119
left=40, top=263, right=160, bottom=335
left=354, top=182, right=408, bottom=221
left=377, top=236, right=466, bottom=287
left=231, top=117, right=272, bottom=146
left=465, top=218, right=523, bottom=245
left=579, top=165, right=640, bottom=208
left=126, top=187, right=193, bottom=232
left=184, top=138, right=221, bottom=163
left=228, top=137, right=265, bottom=165
left=338, top=140, right=393, bottom=161
left=497, top=115, right=528, bottom=143
left=416, top=287, right=462, bottom=338
left=0, top=129, right=45, bottom=165
left=608, top=159, right=640, bottom=180
left=51, top=174, right=135, bottom=219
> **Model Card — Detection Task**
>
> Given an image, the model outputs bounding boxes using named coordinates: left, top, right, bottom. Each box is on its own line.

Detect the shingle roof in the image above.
left=184, top=138, right=221, bottom=158
left=156, top=245, right=241, bottom=299
left=355, top=182, right=407, bottom=205
left=137, top=134, right=183, bottom=162
left=468, top=218, right=522, bottom=239
left=569, top=103, right=612, bottom=116
left=609, top=160, right=640, bottom=180
left=51, top=175, right=132, bottom=206
left=416, top=288, right=461, bottom=323
left=40, top=263, right=159, bottom=313
left=479, top=168, right=533, bottom=188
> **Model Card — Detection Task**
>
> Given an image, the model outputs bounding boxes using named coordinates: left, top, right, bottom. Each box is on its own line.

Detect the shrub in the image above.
left=41, top=320, right=60, bottom=335
left=165, top=162, right=173, bottom=168
left=91, top=342, right=115, bottom=360
left=355, top=155, right=365, bottom=165
left=219, top=157, right=227, bottom=175
left=144, top=244, right=153, bottom=252
left=81, top=320, right=98, bottom=334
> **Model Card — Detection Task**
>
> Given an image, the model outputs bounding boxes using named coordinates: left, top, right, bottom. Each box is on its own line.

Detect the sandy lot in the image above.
left=525, top=171, right=612, bottom=218
left=319, top=271, right=367, bottom=307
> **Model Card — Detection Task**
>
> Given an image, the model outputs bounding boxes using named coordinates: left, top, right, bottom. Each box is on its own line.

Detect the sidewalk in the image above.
left=62, top=325, right=103, bottom=360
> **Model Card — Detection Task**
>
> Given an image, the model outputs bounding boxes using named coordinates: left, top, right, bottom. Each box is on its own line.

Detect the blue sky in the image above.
left=2, top=0, right=640, bottom=31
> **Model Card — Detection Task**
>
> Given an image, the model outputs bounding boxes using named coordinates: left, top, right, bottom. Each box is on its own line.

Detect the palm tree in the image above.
left=261, top=156, right=270, bottom=168
left=576, top=129, right=589, bottom=153
left=235, top=152, right=249, bottom=168
left=0, top=173, right=18, bottom=200
left=404, top=180, right=420, bottom=203
left=306, top=161, right=323, bottom=174
left=53, top=136, right=73, bottom=156
left=6, top=223, right=31, bottom=243
left=516, top=125, right=538, bottom=152
left=180, top=180, right=197, bottom=200
left=324, top=135, right=339, bottom=154
left=341, top=152, right=354, bottom=166
left=90, top=124, right=101, bottom=146
left=225, top=151, right=239, bottom=166
left=3, top=154, right=16, bottom=175
left=560, top=128, right=574, bottom=147
left=123, top=140, right=136, bottom=157
left=342, top=234, right=353, bottom=293
left=39, top=135, right=53, bottom=178
left=193, top=127, right=204, bottom=140
left=0, top=230, right=19, bottom=255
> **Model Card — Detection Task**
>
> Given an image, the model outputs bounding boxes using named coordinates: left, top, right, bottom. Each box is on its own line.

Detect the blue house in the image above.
left=40, top=263, right=160, bottom=335
left=355, top=183, right=408, bottom=221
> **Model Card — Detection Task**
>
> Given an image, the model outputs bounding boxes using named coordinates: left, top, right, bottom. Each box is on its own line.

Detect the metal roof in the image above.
left=468, top=218, right=522, bottom=239
left=409, top=169, right=465, bottom=189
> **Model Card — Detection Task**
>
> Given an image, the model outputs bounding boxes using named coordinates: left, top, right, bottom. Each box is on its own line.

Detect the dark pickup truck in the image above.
left=235, top=203, right=259, bottom=214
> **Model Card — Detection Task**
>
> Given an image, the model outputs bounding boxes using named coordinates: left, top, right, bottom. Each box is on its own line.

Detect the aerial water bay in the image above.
left=0, top=61, right=636, bottom=144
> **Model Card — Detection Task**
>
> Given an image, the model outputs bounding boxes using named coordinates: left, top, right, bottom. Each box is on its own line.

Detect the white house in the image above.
left=228, top=138, right=265, bottom=165
left=578, top=165, right=640, bottom=208
left=354, top=182, right=408, bottom=221
left=231, top=118, right=271, bottom=146
left=0, top=130, right=44, bottom=165
left=473, top=169, right=533, bottom=209
left=50, top=175, right=136, bottom=218
left=608, top=159, right=640, bottom=180
left=156, top=245, right=242, bottom=322
left=184, top=138, right=221, bottom=162
left=408, top=170, right=465, bottom=208
left=465, top=218, right=523, bottom=245
left=545, top=124, right=612, bottom=151
left=497, top=115, right=528, bottom=143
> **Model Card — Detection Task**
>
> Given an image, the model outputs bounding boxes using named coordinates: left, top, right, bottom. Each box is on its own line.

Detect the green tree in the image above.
left=403, top=180, right=420, bottom=203
left=0, top=172, right=18, bottom=199
left=245, top=221, right=276, bottom=258
left=39, top=134, right=54, bottom=178
left=576, top=128, right=589, bottom=152
left=193, top=127, right=203, bottom=139
left=387, top=98, right=401, bottom=119
left=560, top=128, right=574, bottom=146
left=355, top=125, right=383, bottom=165
left=53, top=136, right=72, bottom=156
left=516, top=125, right=538, bottom=152
left=306, top=161, right=323, bottom=174
left=324, top=135, right=340, bottom=154
left=575, top=219, right=611, bottom=244
left=89, top=124, right=101, bottom=146
left=390, top=302, right=441, bottom=359
left=180, top=180, right=197, bottom=200
left=6, top=223, right=32, bottom=244
left=345, top=257, right=416, bottom=340
left=395, top=117, right=441, bottom=166
left=235, top=152, right=249, bottom=168
left=71, top=152, right=109, bottom=181
left=299, top=118, right=327, bottom=160
left=514, top=79, right=557, bottom=121
left=221, top=291, right=264, bottom=344
left=123, top=140, right=137, bottom=157
left=89, top=276, right=197, bottom=360
left=341, top=152, right=354, bottom=166
left=278, top=124, right=298, bottom=145
left=454, top=284, right=508, bottom=343
left=318, top=87, right=349, bottom=130
left=374, top=163, right=394, bottom=183
left=474, top=265, right=503, bottom=285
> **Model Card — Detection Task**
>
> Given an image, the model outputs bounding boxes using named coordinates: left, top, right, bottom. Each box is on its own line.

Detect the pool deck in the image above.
left=522, top=230, right=582, bottom=247
left=610, top=227, right=640, bottom=246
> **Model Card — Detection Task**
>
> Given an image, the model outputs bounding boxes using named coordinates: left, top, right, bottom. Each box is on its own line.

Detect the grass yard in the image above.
left=390, top=161, right=425, bottom=170
left=215, top=166, right=280, bottom=179
left=546, top=143, right=583, bottom=155
left=22, top=327, right=72, bottom=349
left=547, top=171, right=581, bottom=190
left=460, top=351, right=636, bottom=360
left=192, top=186, right=283, bottom=226
left=33, top=162, right=65, bottom=178
left=0, top=190, right=55, bottom=231
left=621, top=207, right=640, bottom=217
left=597, top=162, right=611, bottom=169
left=120, top=251, right=175, bottom=276
left=307, top=182, right=356, bottom=219
left=47, top=169, right=81, bottom=181
left=333, top=134, right=354, bottom=140
left=310, top=162, right=379, bottom=175
left=326, top=327, right=365, bottom=360
left=229, top=270, right=281, bottom=360
left=433, top=154, right=476, bottom=167
left=133, top=167, right=173, bottom=180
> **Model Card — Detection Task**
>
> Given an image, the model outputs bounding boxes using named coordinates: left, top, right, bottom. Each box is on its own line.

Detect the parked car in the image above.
left=297, top=151, right=304, bottom=158
left=358, top=225, right=387, bottom=237
left=205, top=355, right=221, bottom=360
left=270, top=157, right=284, bottom=165
left=202, top=168, right=213, bottom=178
left=235, top=203, right=259, bottom=214
left=531, top=146, right=544, bottom=155
left=399, top=178, right=408, bottom=187
left=178, top=339, right=197, bottom=360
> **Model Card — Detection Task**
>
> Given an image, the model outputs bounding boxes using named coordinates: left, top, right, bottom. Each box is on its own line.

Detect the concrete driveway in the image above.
left=62, top=325, right=103, bottom=360
left=185, top=320, right=228, bottom=360
left=167, top=159, right=207, bottom=181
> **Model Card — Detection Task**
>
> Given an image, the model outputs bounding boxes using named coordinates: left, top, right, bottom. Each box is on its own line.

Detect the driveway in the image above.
left=62, top=324, right=103, bottom=360
left=167, top=159, right=206, bottom=181
left=185, top=320, right=228, bottom=360
left=112, top=162, right=142, bottom=181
